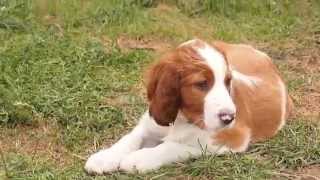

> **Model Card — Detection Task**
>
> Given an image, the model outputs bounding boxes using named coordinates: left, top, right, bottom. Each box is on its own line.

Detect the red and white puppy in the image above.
left=85, top=39, right=293, bottom=174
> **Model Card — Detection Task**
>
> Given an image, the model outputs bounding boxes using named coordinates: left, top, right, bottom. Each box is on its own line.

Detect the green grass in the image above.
left=1, top=122, right=319, bottom=179
left=1, top=0, right=320, bottom=179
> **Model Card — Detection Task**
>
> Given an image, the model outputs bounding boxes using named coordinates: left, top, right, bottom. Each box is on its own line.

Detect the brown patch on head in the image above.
left=177, top=39, right=206, bottom=61
left=212, top=41, right=233, bottom=73
left=179, top=63, right=214, bottom=128
left=147, top=56, right=181, bottom=126
left=146, top=45, right=214, bottom=127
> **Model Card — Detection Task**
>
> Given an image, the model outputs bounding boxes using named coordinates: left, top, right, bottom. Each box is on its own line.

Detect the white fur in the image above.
left=254, top=49, right=269, bottom=58
left=232, top=70, right=261, bottom=88
left=85, top=41, right=237, bottom=174
left=85, top=148, right=126, bottom=174
left=277, top=78, right=287, bottom=131
left=164, top=113, right=231, bottom=154
left=85, top=112, right=169, bottom=174
left=178, top=39, right=199, bottom=47
left=120, top=141, right=202, bottom=172
left=85, top=112, right=231, bottom=173
left=85, top=40, right=278, bottom=174
left=196, top=43, right=236, bottom=130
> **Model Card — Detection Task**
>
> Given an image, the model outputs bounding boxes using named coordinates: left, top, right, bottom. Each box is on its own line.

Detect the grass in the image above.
left=1, top=0, right=320, bottom=179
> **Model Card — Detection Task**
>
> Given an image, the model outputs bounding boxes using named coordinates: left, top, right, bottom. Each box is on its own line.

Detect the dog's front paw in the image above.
left=120, top=148, right=162, bottom=173
left=85, top=149, right=125, bottom=174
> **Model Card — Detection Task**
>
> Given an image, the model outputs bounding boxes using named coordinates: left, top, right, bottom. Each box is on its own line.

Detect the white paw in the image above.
left=120, top=148, right=162, bottom=173
left=85, top=149, right=125, bottom=174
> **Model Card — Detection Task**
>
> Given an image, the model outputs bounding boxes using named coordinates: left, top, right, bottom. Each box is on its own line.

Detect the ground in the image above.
left=0, top=0, right=319, bottom=179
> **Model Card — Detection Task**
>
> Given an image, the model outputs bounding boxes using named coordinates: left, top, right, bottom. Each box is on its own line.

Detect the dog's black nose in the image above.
left=218, top=110, right=235, bottom=125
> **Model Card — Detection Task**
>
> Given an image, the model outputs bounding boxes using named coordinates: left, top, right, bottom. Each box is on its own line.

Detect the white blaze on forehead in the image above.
left=178, top=38, right=227, bottom=78
left=192, top=41, right=236, bottom=130
left=196, top=43, right=227, bottom=79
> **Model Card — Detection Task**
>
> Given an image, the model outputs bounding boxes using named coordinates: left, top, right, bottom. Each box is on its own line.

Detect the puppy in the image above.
left=85, top=39, right=293, bottom=174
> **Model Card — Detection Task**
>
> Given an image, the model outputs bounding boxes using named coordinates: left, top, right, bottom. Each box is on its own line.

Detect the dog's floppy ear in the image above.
left=147, top=59, right=181, bottom=126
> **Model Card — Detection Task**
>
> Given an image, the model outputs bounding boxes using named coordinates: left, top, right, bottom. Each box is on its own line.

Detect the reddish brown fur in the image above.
left=212, top=41, right=293, bottom=148
left=147, top=53, right=181, bottom=126
left=146, top=40, right=293, bottom=151
left=147, top=46, right=213, bottom=126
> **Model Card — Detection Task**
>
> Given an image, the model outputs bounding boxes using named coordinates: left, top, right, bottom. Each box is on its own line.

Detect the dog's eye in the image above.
left=224, top=74, right=232, bottom=92
left=225, top=74, right=232, bottom=87
left=194, top=80, right=209, bottom=91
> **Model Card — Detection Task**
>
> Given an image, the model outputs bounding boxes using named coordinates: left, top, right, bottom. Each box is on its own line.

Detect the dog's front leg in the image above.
left=120, top=141, right=202, bottom=173
left=85, top=111, right=169, bottom=174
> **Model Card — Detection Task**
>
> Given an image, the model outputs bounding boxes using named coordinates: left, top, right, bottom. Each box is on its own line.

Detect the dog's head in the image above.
left=147, top=39, right=236, bottom=130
